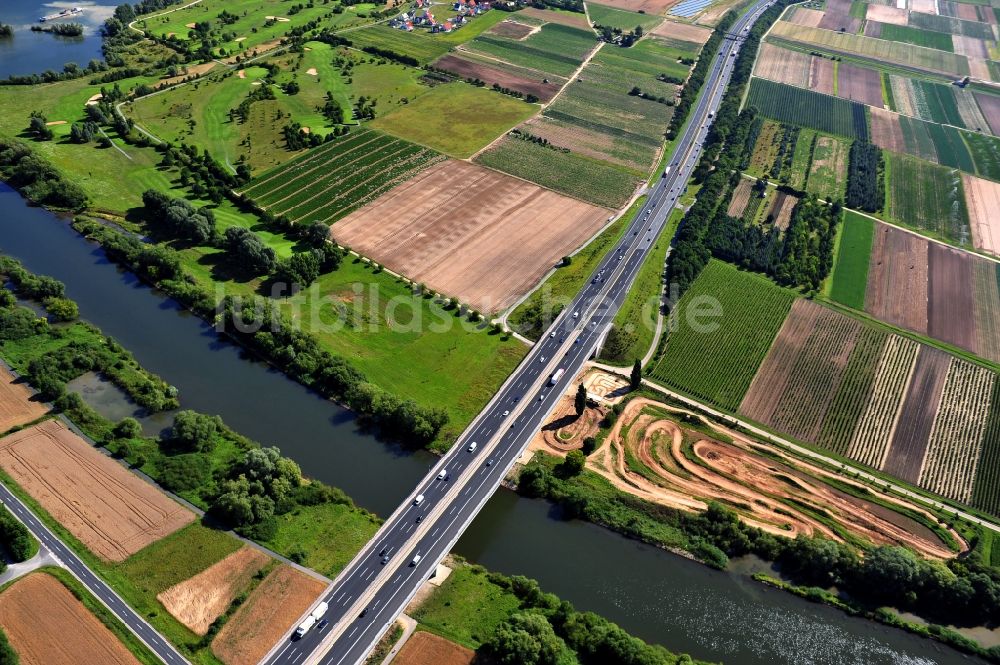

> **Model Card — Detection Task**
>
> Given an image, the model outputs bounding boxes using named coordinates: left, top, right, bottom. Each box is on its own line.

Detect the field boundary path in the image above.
left=378, top=615, right=416, bottom=665
left=589, top=360, right=1000, bottom=534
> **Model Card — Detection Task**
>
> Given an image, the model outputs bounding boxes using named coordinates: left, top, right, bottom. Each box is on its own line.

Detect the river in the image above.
left=0, top=0, right=116, bottom=79
left=0, top=183, right=986, bottom=665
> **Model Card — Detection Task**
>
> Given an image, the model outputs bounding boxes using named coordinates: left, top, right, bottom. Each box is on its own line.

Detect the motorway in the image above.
left=263, top=3, right=776, bottom=664
left=0, top=475, right=189, bottom=665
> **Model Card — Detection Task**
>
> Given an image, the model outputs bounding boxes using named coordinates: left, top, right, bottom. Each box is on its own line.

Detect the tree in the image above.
left=581, top=436, right=597, bottom=455
left=171, top=410, right=222, bottom=452
left=574, top=384, right=587, bottom=417
left=274, top=250, right=321, bottom=289
left=114, top=417, right=142, bottom=440
left=42, top=297, right=78, bottom=321
left=224, top=226, right=276, bottom=276
left=484, top=613, right=572, bottom=665
left=630, top=359, right=642, bottom=390
left=561, top=450, right=586, bottom=476
left=27, top=112, right=53, bottom=141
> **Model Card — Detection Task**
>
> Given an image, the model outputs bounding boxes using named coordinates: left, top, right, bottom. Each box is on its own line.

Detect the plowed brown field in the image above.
left=818, top=0, right=860, bottom=32
left=838, top=62, right=884, bottom=107
left=158, top=546, right=271, bottom=635
left=0, top=365, right=46, bottom=435
left=787, top=6, right=825, bottom=27
left=651, top=20, right=713, bottom=44
left=866, top=5, right=908, bottom=25
left=394, top=631, right=475, bottom=665
left=770, top=191, right=798, bottom=230
left=755, top=44, right=811, bottom=88
left=0, top=419, right=193, bottom=561
left=953, top=35, right=990, bottom=59
left=871, top=107, right=906, bottom=153
left=974, top=91, right=1000, bottom=135
left=211, top=565, right=326, bottom=665
left=963, top=172, right=1000, bottom=256
left=866, top=223, right=929, bottom=334
left=330, top=160, right=610, bottom=313
left=809, top=56, right=835, bottom=96
left=488, top=20, right=534, bottom=39
left=928, top=242, right=976, bottom=352
left=727, top=178, right=754, bottom=217
left=0, top=573, right=140, bottom=665
left=433, top=55, right=560, bottom=101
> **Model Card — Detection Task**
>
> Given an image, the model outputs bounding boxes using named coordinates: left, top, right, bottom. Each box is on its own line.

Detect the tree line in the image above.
left=845, top=140, right=883, bottom=213
left=0, top=138, right=88, bottom=210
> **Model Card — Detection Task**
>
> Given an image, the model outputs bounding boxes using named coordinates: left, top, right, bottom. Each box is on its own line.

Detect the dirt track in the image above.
left=0, top=365, right=47, bottom=435
left=0, top=573, right=140, bottom=665
left=330, top=160, right=610, bottom=313
left=394, top=631, right=475, bottom=665
left=158, top=546, right=271, bottom=635
left=0, top=420, right=194, bottom=561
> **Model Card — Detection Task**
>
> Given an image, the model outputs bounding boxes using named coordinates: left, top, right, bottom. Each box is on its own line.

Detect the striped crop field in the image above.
left=746, top=79, right=869, bottom=140
left=828, top=211, right=874, bottom=310
left=239, top=128, right=444, bottom=226
left=971, top=381, right=1000, bottom=515
left=885, top=153, right=970, bottom=244
left=648, top=260, right=795, bottom=412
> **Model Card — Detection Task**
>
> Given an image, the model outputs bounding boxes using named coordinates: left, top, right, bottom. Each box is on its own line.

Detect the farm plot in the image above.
left=865, top=222, right=930, bottom=334
left=211, top=565, right=325, bottom=665
left=886, top=152, right=970, bottom=244
left=431, top=53, right=563, bottom=102
left=754, top=43, right=812, bottom=88
left=837, top=62, right=884, bottom=107
left=489, top=20, right=536, bottom=39
left=881, top=346, right=950, bottom=483
left=0, top=364, right=46, bottom=435
left=870, top=106, right=908, bottom=154
left=739, top=299, right=863, bottom=443
left=769, top=190, right=799, bottom=230
left=157, top=547, right=271, bottom=636
left=239, top=129, right=445, bottom=225
left=394, top=632, right=475, bottom=665
left=879, top=23, right=957, bottom=51
left=829, top=210, right=875, bottom=309
left=809, top=57, right=836, bottom=96
left=727, top=178, right=755, bottom=217
left=866, top=4, right=909, bottom=25
left=819, top=0, right=862, bottom=33
left=974, top=91, right=1000, bottom=135
left=587, top=4, right=664, bottom=31
left=807, top=134, right=851, bottom=200
left=651, top=20, right=714, bottom=46
left=973, top=259, right=1000, bottom=363
left=908, top=10, right=996, bottom=39
left=952, top=34, right=992, bottom=58
left=747, top=120, right=783, bottom=177
left=970, top=381, right=1000, bottom=515
left=0, top=573, right=140, bottom=665
left=330, top=160, right=610, bottom=313
left=894, top=77, right=966, bottom=128
left=927, top=242, right=977, bottom=352
left=920, top=359, right=996, bottom=502
left=788, top=127, right=816, bottom=190
left=0, top=419, right=194, bottom=562
left=964, top=172, right=1000, bottom=255
left=518, top=6, right=592, bottom=29
left=746, top=79, right=869, bottom=139
left=344, top=25, right=453, bottom=64
left=648, top=260, right=796, bottom=412
left=786, top=6, right=826, bottom=27
left=462, top=22, right=597, bottom=78
left=965, top=131, right=1000, bottom=181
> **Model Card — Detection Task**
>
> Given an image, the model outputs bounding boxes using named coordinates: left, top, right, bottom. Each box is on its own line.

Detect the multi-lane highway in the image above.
left=0, top=470, right=189, bottom=665
left=263, top=3, right=776, bottom=663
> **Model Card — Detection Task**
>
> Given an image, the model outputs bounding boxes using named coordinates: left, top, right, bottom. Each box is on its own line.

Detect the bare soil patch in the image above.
left=159, top=61, right=216, bottom=87
left=0, top=573, right=140, bottom=665
left=882, top=347, right=949, bottom=483
left=838, top=62, right=884, bottom=107
left=305, top=67, right=318, bottom=76
left=158, top=547, right=271, bottom=636
left=953, top=35, right=990, bottom=59
left=866, top=4, right=908, bottom=24
left=956, top=2, right=980, bottom=20
left=973, top=92, right=1000, bottom=136
left=489, top=20, right=535, bottom=39
left=809, top=56, right=835, bottom=95
left=819, top=0, right=861, bottom=32
left=864, top=19, right=883, bottom=37
left=727, top=178, right=754, bottom=217
left=531, top=396, right=605, bottom=453
left=651, top=20, right=713, bottom=44
left=786, top=6, right=825, bottom=27
left=755, top=43, right=811, bottom=88
left=910, top=0, right=936, bottom=13
left=330, top=160, right=610, bottom=313
left=211, top=565, right=325, bottom=665
left=866, top=222, right=929, bottom=335
left=770, top=191, right=798, bottom=230
left=394, top=631, right=474, bottom=665
left=870, top=107, right=906, bottom=153
left=433, top=54, right=561, bottom=102
left=519, top=6, right=591, bottom=28
left=0, top=365, right=46, bottom=435
left=963, top=172, right=1000, bottom=256
left=583, top=370, right=630, bottom=403
left=0, top=420, right=194, bottom=561
left=928, top=242, right=976, bottom=353
left=969, top=57, right=993, bottom=82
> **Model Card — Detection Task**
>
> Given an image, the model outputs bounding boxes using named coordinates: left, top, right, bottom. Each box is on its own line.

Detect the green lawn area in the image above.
left=261, top=502, right=379, bottom=578
left=370, top=82, right=536, bottom=157
left=827, top=210, right=873, bottom=310
left=586, top=3, right=663, bottom=31
left=411, top=564, right=522, bottom=648
left=345, top=24, right=455, bottom=64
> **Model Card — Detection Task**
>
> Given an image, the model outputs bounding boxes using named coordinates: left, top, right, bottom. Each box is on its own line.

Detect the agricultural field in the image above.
left=887, top=75, right=989, bottom=135
left=431, top=52, right=564, bottom=102
left=394, top=632, right=475, bottom=665
left=974, top=90, right=1000, bottom=135
left=650, top=19, right=713, bottom=47
left=0, top=363, right=46, bottom=435
left=239, top=128, right=446, bottom=225
left=587, top=3, right=664, bottom=30
left=907, top=11, right=996, bottom=40
left=828, top=210, right=874, bottom=309
left=886, top=153, right=971, bottom=245
left=648, top=260, right=796, bottom=412
left=877, top=24, right=956, bottom=51
left=745, top=78, right=869, bottom=140
left=818, top=0, right=862, bottom=33
left=0, top=420, right=194, bottom=562
left=461, top=21, right=598, bottom=78
left=964, top=172, right=1000, bottom=256
left=807, top=134, right=851, bottom=200
left=0, top=572, right=144, bottom=665
left=329, top=160, right=610, bottom=313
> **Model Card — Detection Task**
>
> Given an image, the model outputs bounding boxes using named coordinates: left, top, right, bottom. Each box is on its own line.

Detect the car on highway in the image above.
left=411, top=554, right=421, bottom=566
left=317, top=619, right=329, bottom=631
left=360, top=607, right=369, bottom=618
left=502, top=410, right=510, bottom=417
left=486, top=459, right=494, bottom=467
left=413, top=494, right=424, bottom=506
left=468, top=442, right=477, bottom=452
left=437, top=469, right=448, bottom=480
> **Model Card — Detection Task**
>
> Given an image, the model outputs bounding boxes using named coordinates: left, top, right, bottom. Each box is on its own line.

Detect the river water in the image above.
left=0, top=184, right=986, bottom=665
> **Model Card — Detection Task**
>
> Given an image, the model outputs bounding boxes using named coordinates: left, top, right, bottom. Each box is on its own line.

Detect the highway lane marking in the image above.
left=364, top=569, right=375, bottom=582
left=430, top=527, right=439, bottom=537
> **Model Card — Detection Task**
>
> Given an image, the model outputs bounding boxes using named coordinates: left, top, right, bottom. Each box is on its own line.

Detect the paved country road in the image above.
left=0, top=482, right=189, bottom=665
left=260, top=2, right=778, bottom=664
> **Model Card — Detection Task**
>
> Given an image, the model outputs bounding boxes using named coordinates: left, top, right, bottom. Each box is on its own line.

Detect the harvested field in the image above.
left=910, top=0, right=936, bottom=14
left=969, top=56, right=993, bottom=82
left=871, top=106, right=907, bottom=153
left=727, top=178, right=755, bottom=217
left=330, top=160, right=610, bottom=313
left=0, top=573, right=140, bottom=665
left=211, top=566, right=325, bottom=665
left=882, top=346, right=950, bottom=483
left=0, top=420, right=193, bottom=561
left=809, top=56, right=836, bottom=96
left=786, top=6, right=826, bottom=27
left=921, top=359, right=995, bottom=502
left=432, top=54, right=561, bottom=102
left=0, top=365, right=46, bottom=434
left=755, top=43, right=811, bottom=88
left=770, top=191, right=798, bottom=230
left=157, top=547, right=271, bottom=636
left=739, top=300, right=862, bottom=443
left=928, top=242, right=977, bottom=352
left=866, top=4, right=909, bottom=24
left=974, top=91, right=1000, bottom=135
left=651, top=20, right=713, bottom=44
left=518, top=6, right=591, bottom=28
left=953, top=34, right=991, bottom=58
left=956, top=89, right=991, bottom=134
left=846, top=335, right=919, bottom=469
left=964, top=172, right=1000, bottom=255
left=864, top=19, right=883, bottom=37
left=394, top=631, right=475, bottom=665
left=819, top=0, right=862, bottom=32
left=838, top=62, right=885, bottom=107
left=865, top=223, right=930, bottom=334
left=489, top=20, right=535, bottom=39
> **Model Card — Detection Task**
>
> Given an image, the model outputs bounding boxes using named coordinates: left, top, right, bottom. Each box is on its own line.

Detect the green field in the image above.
left=746, top=79, right=869, bottom=140
left=908, top=10, right=995, bottom=40
left=879, top=24, right=955, bottom=52
left=828, top=210, right=874, bottom=309
left=241, top=128, right=443, bottom=224
left=908, top=79, right=964, bottom=127
left=788, top=127, right=817, bottom=190
left=806, top=133, right=850, bottom=201
left=465, top=22, right=597, bottom=77
left=411, top=565, right=522, bottom=648
left=587, top=3, right=664, bottom=31
left=475, top=135, right=638, bottom=208
left=370, top=82, right=537, bottom=158
left=261, top=503, right=379, bottom=577
left=885, top=152, right=970, bottom=243
left=965, top=130, right=1000, bottom=181
left=648, top=260, right=796, bottom=411
left=971, top=380, right=1000, bottom=515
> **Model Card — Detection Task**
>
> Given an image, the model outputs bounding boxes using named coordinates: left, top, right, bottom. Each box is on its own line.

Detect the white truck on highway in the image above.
left=294, top=601, right=330, bottom=638
left=549, top=369, right=565, bottom=386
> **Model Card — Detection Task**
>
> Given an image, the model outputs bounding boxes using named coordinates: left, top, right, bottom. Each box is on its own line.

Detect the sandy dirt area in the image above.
left=265, top=15, right=290, bottom=21
left=866, top=222, right=930, bottom=334
left=330, top=160, right=611, bottom=313
left=883, top=347, right=949, bottom=483
left=652, top=20, right=713, bottom=44
left=927, top=241, right=977, bottom=352
left=0, top=573, right=140, bottom=665
left=0, top=420, right=194, bottom=561
left=211, top=565, right=325, bottom=665
left=865, top=4, right=908, bottom=24
left=583, top=370, right=630, bottom=404
left=159, top=61, right=216, bottom=87
left=185, top=22, right=196, bottom=28
left=434, top=54, right=562, bottom=102
left=963, top=173, right=1000, bottom=256
left=531, top=394, right=962, bottom=558
left=85, top=93, right=103, bottom=106
left=158, top=547, right=271, bottom=636
left=44, top=120, right=66, bottom=126
left=222, top=38, right=284, bottom=64
left=0, top=365, right=47, bottom=435
left=838, top=62, right=884, bottom=107
left=786, top=6, right=825, bottom=27
left=530, top=391, right=605, bottom=453
left=305, top=67, right=318, bottom=75
left=489, top=20, right=535, bottom=39
left=519, top=6, right=591, bottom=28
left=394, top=631, right=474, bottom=665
